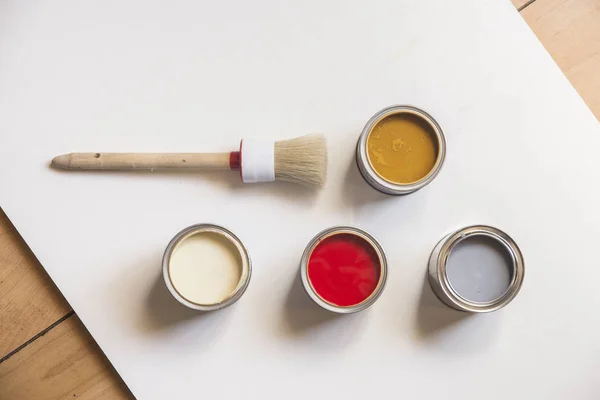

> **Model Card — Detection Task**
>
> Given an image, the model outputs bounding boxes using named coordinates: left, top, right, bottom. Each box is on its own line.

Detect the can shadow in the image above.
left=140, top=273, right=201, bottom=330
left=341, top=157, right=397, bottom=208
left=278, top=272, right=367, bottom=349
left=415, top=273, right=471, bottom=336
left=281, top=272, right=341, bottom=331
left=413, top=272, right=501, bottom=352
left=135, top=271, right=233, bottom=344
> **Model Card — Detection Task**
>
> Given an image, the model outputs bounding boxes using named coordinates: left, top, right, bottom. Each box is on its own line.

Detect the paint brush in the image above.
left=51, top=134, right=328, bottom=187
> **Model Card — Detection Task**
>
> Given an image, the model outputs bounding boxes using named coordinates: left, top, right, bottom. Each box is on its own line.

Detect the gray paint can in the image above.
left=428, top=225, right=524, bottom=313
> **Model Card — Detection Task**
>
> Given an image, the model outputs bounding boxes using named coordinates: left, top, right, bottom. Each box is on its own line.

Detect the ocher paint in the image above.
left=366, top=113, right=438, bottom=184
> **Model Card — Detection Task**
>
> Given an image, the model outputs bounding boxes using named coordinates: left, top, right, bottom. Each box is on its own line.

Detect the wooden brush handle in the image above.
left=52, top=152, right=234, bottom=170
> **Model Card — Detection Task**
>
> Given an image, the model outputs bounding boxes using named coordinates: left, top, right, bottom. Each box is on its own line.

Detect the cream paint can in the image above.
left=162, top=224, right=251, bottom=311
left=428, top=225, right=524, bottom=313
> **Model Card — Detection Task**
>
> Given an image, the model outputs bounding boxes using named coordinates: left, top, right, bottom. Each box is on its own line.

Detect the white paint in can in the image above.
left=164, top=225, right=250, bottom=310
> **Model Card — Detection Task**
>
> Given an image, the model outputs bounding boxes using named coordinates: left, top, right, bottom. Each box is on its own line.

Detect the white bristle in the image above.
left=274, top=134, right=328, bottom=187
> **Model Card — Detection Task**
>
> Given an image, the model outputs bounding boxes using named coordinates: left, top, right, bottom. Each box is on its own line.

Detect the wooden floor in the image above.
left=1, top=0, right=599, bottom=398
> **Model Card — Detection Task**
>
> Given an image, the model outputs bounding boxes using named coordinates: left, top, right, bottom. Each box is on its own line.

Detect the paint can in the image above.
left=428, top=225, right=524, bottom=313
left=300, top=226, right=388, bottom=313
left=162, top=223, right=252, bottom=311
left=356, top=105, right=446, bottom=195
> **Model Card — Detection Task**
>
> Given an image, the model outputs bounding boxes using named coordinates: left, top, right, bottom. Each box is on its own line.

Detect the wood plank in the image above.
left=521, top=0, right=600, bottom=119
left=0, top=209, right=71, bottom=358
left=0, top=315, right=133, bottom=400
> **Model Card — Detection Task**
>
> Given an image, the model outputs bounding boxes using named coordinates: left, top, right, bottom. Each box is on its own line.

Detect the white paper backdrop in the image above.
left=1, top=0, right=600, bottom=398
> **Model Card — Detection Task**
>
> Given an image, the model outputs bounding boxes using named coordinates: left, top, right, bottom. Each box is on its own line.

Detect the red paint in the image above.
left=307, top=233, right=381, bottom=307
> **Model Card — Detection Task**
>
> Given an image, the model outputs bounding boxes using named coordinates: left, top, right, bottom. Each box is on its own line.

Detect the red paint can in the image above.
left=300, top=226, right=388, bottom=313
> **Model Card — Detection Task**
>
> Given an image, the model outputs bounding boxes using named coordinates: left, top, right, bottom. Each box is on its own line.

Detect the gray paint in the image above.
left=446, top=235, right=514, bottom=303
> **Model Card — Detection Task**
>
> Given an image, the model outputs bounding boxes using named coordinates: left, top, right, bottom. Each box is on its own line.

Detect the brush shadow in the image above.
left=278, top=271, right=367, bottom=350
left=235, top=180, right=319, bottom=205
left=413, top=272, right=501, bottom=352
left=49, top=163, right=318, bottom=204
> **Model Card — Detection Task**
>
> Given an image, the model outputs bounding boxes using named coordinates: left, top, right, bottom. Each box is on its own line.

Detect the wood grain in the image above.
left=0, top=209, right=71, bottom=358
left=51, top=152, right=232, bottom=171
left=0, top=315, right=132, bottom=400
left=521, top=0, right=600, bottom=118
left=1, top=1, right=599, bottom=399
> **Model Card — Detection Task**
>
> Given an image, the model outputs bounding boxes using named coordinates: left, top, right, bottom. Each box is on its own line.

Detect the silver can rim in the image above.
left=429, top=225, right=525, bottom=313
left=356, top=105, right=446, bottom=195
left=300, top=226, right=388, bottom=314
left=162, top=223, right=252, bottom=311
